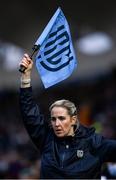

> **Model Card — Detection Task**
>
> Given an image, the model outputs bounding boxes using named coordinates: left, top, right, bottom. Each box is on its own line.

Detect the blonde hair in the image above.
left=49, top=99, right=77, bottom=116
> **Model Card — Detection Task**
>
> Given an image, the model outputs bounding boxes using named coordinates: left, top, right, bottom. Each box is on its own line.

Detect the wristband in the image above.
left=21, top=78, right=31, bottom=84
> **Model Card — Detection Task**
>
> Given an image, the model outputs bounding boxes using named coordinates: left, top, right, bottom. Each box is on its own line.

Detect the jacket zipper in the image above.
left=61, top=151, right=65, bottom=168
left=61, top=144, right=69, bottom=168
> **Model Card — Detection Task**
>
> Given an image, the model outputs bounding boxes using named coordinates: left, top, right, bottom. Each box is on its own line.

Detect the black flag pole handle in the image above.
left=19, top=44, right=40, bottom=73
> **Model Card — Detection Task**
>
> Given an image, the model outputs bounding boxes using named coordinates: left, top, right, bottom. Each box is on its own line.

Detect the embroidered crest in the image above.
left=77, top=150, right=84, bottom=158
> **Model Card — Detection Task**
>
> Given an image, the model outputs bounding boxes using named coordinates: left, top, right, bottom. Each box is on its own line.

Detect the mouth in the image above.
left=54, top=129, right=65, bottom=137
left=55, top=129, right=63, bottom=134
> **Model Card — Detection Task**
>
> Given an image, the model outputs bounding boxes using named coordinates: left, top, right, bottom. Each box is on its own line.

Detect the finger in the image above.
left=24, top=53, right=29, bottom=58
left=24, top=56, right=32, bottom=64
left=20, top=58, right=30, bottom=66
left=21, top=57, right=31, bottom=64
left=19, top=62, right=28, bottom=68
left=23, top=60, right=30, bottom=66
left=24, top=54, right=32, bottom=61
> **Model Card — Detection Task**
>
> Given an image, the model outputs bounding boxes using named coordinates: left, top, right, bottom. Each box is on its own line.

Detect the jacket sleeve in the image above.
left=19, top=87, right=48, bottom=151
left=92, top=133, right=116, bottom=163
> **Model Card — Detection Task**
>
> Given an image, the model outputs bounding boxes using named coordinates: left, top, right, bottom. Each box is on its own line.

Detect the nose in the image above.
left=55, top=119, right=60, bottom=126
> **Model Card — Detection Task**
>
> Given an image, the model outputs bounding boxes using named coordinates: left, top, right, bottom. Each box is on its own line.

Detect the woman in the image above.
left=19, top=54, right=116, bottom=179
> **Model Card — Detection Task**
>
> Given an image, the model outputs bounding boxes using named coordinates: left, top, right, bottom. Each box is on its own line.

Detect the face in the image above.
left=50, top=106, right=76, bottom=137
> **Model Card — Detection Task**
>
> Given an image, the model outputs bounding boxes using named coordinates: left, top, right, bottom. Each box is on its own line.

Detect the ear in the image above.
left=71, top=115, right=77, bottom=125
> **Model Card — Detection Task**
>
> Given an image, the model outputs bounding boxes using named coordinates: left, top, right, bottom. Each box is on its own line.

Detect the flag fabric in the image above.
left=35, top=7, right=77, bottom=88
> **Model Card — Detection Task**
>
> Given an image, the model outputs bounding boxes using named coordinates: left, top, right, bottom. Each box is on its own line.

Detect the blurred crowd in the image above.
left=0, top=68, right=116, bottom=179
left=0, top=91, right=41, bottom=179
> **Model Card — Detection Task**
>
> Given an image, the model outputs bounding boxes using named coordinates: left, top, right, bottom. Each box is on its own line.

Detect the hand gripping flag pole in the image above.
left=19, top=44, right=40, bottom=73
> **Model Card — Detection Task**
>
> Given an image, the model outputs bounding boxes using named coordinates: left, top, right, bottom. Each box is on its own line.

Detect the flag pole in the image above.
left=19, top=44, right=40, bottom=73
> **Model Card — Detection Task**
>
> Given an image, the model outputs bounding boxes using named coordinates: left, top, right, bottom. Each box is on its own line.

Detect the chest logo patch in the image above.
left=77, top=150, right=84, bottom=158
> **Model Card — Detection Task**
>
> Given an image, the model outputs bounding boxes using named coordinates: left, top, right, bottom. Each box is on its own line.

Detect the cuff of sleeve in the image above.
left=20, top=86, right=32, bottom=93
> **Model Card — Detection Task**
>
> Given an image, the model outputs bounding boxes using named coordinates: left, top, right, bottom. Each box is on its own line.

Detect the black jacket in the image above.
left=20, top=87, right=116, bottom=179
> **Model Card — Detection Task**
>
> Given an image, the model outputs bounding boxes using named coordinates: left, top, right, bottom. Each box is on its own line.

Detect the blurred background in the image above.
left=0, top=0, right=116, bottom=179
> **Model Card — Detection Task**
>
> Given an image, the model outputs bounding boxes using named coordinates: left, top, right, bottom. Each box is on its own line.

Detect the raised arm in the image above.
left=19, top=54, right=48, bottom=151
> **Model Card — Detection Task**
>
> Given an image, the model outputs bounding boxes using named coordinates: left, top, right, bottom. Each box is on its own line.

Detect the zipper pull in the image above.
left=66, top=144, right=69, bottom=149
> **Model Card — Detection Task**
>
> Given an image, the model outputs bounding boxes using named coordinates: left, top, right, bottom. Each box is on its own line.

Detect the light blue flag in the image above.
left=35, top=7, right=77, bottom=88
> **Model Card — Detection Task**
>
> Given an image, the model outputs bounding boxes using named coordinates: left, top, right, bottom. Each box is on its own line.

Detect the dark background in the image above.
left=0, top=1, right=116, bottom=179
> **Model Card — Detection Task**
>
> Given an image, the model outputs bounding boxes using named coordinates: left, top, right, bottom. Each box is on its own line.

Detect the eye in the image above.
left=51, top=117, right=56, bottom=122
left=51, top=116, right=66, bottom=121
left=58, top=116, right=66, bottom=121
